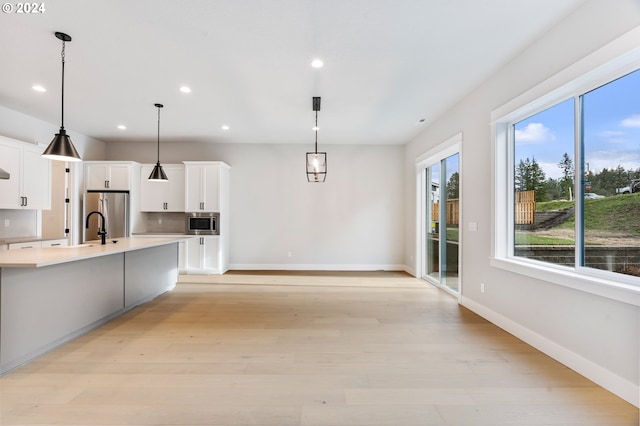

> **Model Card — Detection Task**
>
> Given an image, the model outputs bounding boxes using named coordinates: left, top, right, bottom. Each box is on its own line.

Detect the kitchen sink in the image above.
left=54, top=244, right=95, bottom=249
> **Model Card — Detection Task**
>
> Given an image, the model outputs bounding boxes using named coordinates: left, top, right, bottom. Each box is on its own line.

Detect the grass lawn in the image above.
left=536, top=193, right=640, bottom=235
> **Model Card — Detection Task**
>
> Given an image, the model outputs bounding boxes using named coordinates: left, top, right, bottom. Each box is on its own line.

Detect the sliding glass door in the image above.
left=423, top=152, right=459, bottom=294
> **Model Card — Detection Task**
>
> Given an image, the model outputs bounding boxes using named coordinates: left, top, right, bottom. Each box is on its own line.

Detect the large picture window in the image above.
left=513, top=98, right=575, bottom=266
left=497, top=65, right=640, bottom=286
left=581, top=69, right=640, bottom=275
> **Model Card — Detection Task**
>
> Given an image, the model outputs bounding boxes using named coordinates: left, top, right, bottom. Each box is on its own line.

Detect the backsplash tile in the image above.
left=0, top=209, right=37, bottom=239
left=137, top=212, right=185, bottom=234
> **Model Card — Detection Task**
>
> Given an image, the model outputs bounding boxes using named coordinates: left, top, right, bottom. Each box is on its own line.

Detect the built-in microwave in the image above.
left=185, top=212, right=219, bottom=235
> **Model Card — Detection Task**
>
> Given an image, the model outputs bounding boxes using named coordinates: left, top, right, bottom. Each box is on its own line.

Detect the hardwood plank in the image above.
left=0, top=272, right=636, bottom=426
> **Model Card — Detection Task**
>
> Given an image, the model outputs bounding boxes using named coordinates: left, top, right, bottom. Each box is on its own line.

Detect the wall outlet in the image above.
left=4, top=219, right=9, bottom=227
left=287, top=251, right=292, bottom=258
left=480, top=283, right=485, bottom=293
left=158, top=217, right=162, bottom=224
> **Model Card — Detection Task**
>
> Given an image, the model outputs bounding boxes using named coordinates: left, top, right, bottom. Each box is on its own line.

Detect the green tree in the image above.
left=542, top=177, right=562, bottom=201
left=446, top=172, right=459, bottom=199
left=558, top=153, right=574, bottom=200
left=515, top=157, right=546, bottom=200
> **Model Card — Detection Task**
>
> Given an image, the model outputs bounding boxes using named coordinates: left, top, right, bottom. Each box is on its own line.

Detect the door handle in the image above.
left=24, top=196, right=27, bottom=207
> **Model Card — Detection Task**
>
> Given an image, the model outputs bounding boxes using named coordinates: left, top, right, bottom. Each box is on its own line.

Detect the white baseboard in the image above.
left=461, top=296, right=639, bottom=408
left=229, top=263, right=406, bottom=271
left=403, top=265, right=417, bottom=277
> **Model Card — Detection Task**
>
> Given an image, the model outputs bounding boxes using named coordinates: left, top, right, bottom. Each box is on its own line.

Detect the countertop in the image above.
left=133, top=232, right=189, bottom=236
left=0, top=236, right=192, bottom=268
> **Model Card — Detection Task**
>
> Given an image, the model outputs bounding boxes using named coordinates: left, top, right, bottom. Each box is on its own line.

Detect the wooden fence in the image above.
left=432, top=199, right=459, bottom=225
left=431, top=191, right=534, bottom=226
left=515, top=190, right=535, bottom=225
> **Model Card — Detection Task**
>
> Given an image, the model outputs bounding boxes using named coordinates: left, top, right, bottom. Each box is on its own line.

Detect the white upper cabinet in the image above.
left=0, top=136, right=51, bottom=210
left=21, top=145, right=51, bottom=209
left=84, top=162, right=135, bottom=191
left=184, top=162, right=229, bottom=212
left=0, top=142, right=21, bottom=208
left=139, top=164, right=185, bottom=212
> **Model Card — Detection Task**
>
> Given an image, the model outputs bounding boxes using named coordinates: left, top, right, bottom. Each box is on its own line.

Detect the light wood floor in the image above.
left=1, top=272, right=637, bottom=425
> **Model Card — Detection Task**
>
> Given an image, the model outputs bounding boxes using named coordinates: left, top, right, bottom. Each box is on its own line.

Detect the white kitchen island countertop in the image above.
left=0, top=236, right=193, bottom=268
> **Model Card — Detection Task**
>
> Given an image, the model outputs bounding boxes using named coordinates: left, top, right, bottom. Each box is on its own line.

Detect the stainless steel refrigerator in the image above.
left=83, top=190, right=130, bottom=242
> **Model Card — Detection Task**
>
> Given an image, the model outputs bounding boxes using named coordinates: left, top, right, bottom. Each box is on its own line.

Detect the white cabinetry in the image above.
left=84, top=162, right=135, bottom=191
left=0, top=137, right=51, bottom=210
left=139, top=164, right=185, bottom=212
left=42, top=238, right=68, bottom=247
left=185, top=236, right=221, bottom=273
left=8, top=238, right=67, bottom=249
left=182, top=161, right=230, bottom=275
left=9, top=241, right=42, bottom=250
left=184, top=162, right=229, bottom=212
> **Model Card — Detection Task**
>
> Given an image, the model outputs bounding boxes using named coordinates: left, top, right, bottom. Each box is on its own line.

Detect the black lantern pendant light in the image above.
left=306, top=96, right=327, bottom=182
left=42, top=32, right=81, bottom=162
left=148, top=103, right=168, bottom=181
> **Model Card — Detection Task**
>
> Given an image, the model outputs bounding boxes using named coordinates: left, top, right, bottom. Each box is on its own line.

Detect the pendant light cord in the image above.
left=60, top=39, right=65, bottom=129
left=157, top=106, right=161, bottom=162
left=314, top=110, right=318, bottom=154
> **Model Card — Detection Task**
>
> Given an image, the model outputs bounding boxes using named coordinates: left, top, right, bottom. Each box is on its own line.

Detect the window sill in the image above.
left=490, top=257, right=640, bottom=307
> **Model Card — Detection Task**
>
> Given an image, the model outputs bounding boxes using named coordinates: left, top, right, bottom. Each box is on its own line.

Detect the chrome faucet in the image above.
left=85, top=211, right=107, bottom=245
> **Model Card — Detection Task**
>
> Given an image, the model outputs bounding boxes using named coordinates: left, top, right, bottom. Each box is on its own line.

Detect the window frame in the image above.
left=491, top=37, right=640, bottom=307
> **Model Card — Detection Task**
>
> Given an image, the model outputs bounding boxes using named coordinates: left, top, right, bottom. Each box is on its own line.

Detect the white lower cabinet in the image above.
left=8, top=241, right=42, bottom=250
left=185, top=236, right=221, bottom=274
left=42, top=238, right=68, bottom=247
left=8, top=238, right=68, bottom=249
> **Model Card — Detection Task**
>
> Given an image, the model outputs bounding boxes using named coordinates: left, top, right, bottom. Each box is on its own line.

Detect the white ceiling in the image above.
left=0, top=0, right=584, bottom=146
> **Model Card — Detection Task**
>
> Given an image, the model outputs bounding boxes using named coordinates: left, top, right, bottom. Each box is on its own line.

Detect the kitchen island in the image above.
left=0, top=236, right=190, bottom=373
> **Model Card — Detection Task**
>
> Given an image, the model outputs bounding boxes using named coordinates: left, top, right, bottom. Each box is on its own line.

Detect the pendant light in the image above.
left=148, top=103, right=168, bottom=181
left=42, top=32, right=81, bottom=162
left=306, top=96, right=327, bottom=182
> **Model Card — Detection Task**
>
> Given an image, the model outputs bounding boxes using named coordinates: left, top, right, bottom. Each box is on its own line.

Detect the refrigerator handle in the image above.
left=102, top=197, right=110, bottom=238
left=97, top=198, right=104, bottom=236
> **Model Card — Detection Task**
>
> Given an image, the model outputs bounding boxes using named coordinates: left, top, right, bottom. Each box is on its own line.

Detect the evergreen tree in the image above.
left=558, top=153, right=574, bottom=200
left=515, top=157, right=546, bottom=200
left=446, top=172, right=459, bottom=199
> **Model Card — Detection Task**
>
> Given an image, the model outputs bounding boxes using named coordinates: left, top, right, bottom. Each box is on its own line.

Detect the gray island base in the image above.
left=0, top=237, right=187, bottom=373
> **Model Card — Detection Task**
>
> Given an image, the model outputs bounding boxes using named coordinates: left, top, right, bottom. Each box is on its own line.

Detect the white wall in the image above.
left=106, top=141, right=405, bottom=270
left=404, top=0, right=640, bottom=406
left=0, top=105, right=107, bottom=243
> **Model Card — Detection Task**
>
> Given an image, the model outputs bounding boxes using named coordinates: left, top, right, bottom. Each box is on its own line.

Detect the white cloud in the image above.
left=620, top=114, right=640, bottom=127
left=539, top=161, right=563, bottom=180
left=599, top=130, right=624, bottom=138
left=514, top=123, right=555, bottom=143
left=598, top=130, right=627, bottom=144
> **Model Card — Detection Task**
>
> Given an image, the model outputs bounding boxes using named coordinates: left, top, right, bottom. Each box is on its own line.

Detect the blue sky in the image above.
left=514, top=69, right=640, bottom=180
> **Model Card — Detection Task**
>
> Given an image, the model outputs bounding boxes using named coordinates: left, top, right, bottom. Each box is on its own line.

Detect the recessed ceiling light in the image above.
left=32, top=85, right=46, bottom=92
left=416, top=118, right=427, bottom=125
left=117, top=125, right=127, bottom=130
left=180, top=86, right=191, bottom=93
left=221, top=125, right=230, bottom=131
left=311, top=59, right=324, bottom=68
